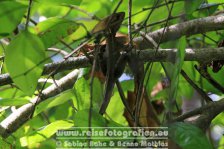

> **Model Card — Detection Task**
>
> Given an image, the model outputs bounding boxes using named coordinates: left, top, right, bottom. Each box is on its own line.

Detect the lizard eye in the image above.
left=115, top=15, right=120, bottom=20
left=110, top=15, right=119, bottom=23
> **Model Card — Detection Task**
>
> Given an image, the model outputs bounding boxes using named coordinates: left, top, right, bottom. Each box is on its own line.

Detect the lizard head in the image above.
left=92, top=12, right=125, bottom=34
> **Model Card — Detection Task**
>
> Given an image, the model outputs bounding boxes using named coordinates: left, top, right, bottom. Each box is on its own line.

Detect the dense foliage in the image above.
left=0, top=0, right=223, bottom=148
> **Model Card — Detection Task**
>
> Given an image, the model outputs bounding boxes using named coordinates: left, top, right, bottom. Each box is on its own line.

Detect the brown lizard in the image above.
left=91, top=12, right=126, bottom=115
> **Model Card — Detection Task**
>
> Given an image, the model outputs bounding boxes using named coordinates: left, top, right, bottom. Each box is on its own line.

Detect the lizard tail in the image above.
left=99, top=77, right=116, bottom=115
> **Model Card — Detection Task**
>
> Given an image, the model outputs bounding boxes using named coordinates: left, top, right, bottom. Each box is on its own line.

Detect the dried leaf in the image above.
left=124, top=91, right=159, bottom=127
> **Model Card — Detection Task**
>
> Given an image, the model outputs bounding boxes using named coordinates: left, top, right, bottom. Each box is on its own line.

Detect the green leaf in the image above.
left=178, top=78, right=193, bottom=98
left=102, top=90, right=127, bottom=124
left=5, top=31, right=46, bottom=96
left=178, top=62, right=195, bottom=98
left=169, top=122, right=213, bottom=149
left=212, top=112, right=224, bottom=125
left=73, top=78, right=89, bottom=110
left=145, top=62, right=162, bottom=92
left=74, top=109, right=106, bottom=127
left=73, top=77, right=103, bottom=110
left=53, top=102, right=71, bottom=120
left=0, top=98, right=30, bottom=106
left=208, top=0, right=224, bottom=2
left=20, top=120, right=74, bottom=147
left=0, top=137, right=11, bottom=149
left=33, top=89, right=74, bottom=117
left=197, top=3, right=219, bottom=16
left=202, top=68, right=224, bottom=94
left=33, top=17, right=79, bottom=48
left=218, top=135, right=224, bottom=149
left=169, top=37, right=186, bottom=107
left=0, top=1, right=27, bottom=38
left=37, top=0, right=82, bottom=6
left=185, top=0, right=204, bottom=14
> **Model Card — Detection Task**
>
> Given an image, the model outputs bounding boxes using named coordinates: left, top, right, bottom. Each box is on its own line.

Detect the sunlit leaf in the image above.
left=169, top=122, right=213, bottom=149
left=218, top=134, right=224, bottom=149
left=5, top=31, right=46, bottom=95
left=0, top=98, right=30, bottom=106
left=20, top=120, right=73, bottom=147
left=0, top=1, right=27, bottom=38
left=37, top=0, right=82, bottom=6
left=212, top=112, right=224, bottom=126
left=105, top=90, right=127, bottom=124
left=73, top=77, right=103, bottom=110
left=74, top=109, right=106, bottom=127
left=34, top=89, right=74, bottom=117
left=208, top=0, right=224, bottom=2
left=104, top=80, right=132, bottom=124
left=0, top=137, right=11, bottom=149
left=53, top=102, right=71, bottom=120
left=33, top=17, right=79, bottom=48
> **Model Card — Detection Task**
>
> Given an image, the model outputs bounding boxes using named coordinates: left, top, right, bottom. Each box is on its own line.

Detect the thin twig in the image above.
left=113, top=0, right=123, bottom=14
left=0, top=70, right=80, bottom=138
left=64, top=39, right=93, bottom=59
left=1, top=47, right=224, bottom=87
left=124, top=0, right=182, bottom=21
left=41, top=112, right=51, bottom=124
left=134, top=13, right=159, bottom=125
left=63, top=4, right=101, bottom=21
left=47, top=48, right=69, bottom=56
left=128, top=0, right=133, bottom=47
left=148, top=0, right=175, bottom=121
left=180, top=69, right=212, bottom=103
left=143, top=0, right=161, bottom=28
left=24, top=15, right=37, bottom=25
left=201, top=33, right=218, bottom=44
left=115, top=80, right=135, bottom=121
left=195, top=65, right=224, bottom=93
left=51, top=75, right=62, bottom=93
left=88, top=52, right=97, bottom=147
left=25, top=0, right=33, bottom=29
left=59, top=39, right=74, bottom=51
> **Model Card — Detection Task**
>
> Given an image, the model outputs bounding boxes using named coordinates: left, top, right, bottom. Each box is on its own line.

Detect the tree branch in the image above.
left=1, top=15, right=224, bottom=87
left=1, top=47, right=224, bottom=87
left=1, top=15, right=224, bottom=137
left=134, top=15, right=224, bottom=50
left=138, top=47, right=224, bottom=62
left=172, top=98, right=224, bottom=131
left=0, top=69, right=79, bottom=138
left=0, top=56, right=90, bottom=86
